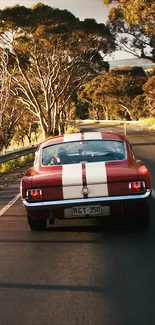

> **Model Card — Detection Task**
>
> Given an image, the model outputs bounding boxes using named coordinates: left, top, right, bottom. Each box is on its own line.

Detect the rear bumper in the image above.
left=22, top=189, right=152, bottom=210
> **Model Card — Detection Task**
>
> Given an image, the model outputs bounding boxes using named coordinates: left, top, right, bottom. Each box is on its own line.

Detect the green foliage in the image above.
left=131, top=95, right=148, bottom=119
left=143, top=75, right=155, bottom=116
left=0, top=48, right=22, bottom=152
left=78, top=66, right=147, bottom=120
left=0, top=153, right=34, bottom=173
left=103, top=0, right=155, bottom=63
left=65, top=125, right=80, bottom=134
left=139, top=118, right=155, bottom=126
left=14, top=112, right=40, bottom=146
left=0, top=3, right=116, bottom=140
left=146, top=68, right=155, bottom=78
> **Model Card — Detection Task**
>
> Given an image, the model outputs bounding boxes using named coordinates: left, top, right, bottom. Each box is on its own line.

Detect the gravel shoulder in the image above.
left=0, top=165, right=30, bottom=191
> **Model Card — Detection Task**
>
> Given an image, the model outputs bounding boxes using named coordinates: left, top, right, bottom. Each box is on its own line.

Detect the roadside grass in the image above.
left=77, top=120, right=144, bottom=126
left=8, top=132, right=43, bottom=151
left=65, top=125, right=80, bottom=134
left=0, top=153, right=35, bottom=190
left=7, top=118, right=155, bottom=152
left=138, top=118, right=155, bottom=130
left=0, top=153, right=34, bottom=174
left=78, top=118, right=155, bottom=130
left=78, top=119, right=123, bottom=126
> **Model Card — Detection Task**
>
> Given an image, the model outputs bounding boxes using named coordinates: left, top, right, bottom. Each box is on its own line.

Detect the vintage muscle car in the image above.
left=20, top=132, right=152, bottom=230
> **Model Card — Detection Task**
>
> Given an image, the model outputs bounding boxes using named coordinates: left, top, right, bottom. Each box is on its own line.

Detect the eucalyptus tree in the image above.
left=0, top=48, right=24, bottom=151
left=78, top=66, right=147, bottom=120
left=0, top=3, right=115, bottom=138
left=103, top=0, right=155, bottom=63
left=143, top=75, right=155, bottom=116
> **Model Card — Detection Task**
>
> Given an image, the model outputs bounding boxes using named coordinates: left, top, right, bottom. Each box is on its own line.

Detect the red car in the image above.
left=20, top=132, right=152, bottom=230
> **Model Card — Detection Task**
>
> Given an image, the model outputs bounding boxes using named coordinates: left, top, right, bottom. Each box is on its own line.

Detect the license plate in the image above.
left=72, top=205, right=102, bottom=216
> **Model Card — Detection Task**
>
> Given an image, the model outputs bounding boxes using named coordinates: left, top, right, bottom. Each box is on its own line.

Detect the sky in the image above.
left=0, top=0, right=135, bottom=60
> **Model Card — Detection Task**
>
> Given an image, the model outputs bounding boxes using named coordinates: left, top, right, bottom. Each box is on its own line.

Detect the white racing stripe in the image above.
left=63, top=133, right=81, bottom=142
left=84, top=132, right=102, bottom=140
left=0, top=193, right=20, bottom=217
left=86, top=162, right=110, bottom=215
left=62, top=164, right=83, bottom=199
left=86, top=162, right=108, bottom=197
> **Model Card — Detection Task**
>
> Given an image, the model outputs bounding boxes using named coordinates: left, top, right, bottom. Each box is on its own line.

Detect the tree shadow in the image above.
left=0, top=281, right=107, bottom=293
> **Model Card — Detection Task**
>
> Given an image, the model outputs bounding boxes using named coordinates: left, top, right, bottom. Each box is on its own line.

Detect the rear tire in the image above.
left=27, top=214, right=47, bottom=231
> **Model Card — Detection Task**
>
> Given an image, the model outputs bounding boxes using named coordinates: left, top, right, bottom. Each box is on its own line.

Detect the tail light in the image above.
left=129, top=181, right=146, bottom=194
left=26, top=189, right=42, bottom=201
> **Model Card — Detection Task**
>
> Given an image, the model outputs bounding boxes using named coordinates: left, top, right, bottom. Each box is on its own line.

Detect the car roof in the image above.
left=39, top=132, right=126, bottom=149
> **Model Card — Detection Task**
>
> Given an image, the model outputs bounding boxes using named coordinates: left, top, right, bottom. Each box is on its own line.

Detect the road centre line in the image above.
left=0, top=189, right=155, bottom=218
left=0, top=193, right=20, bottom=217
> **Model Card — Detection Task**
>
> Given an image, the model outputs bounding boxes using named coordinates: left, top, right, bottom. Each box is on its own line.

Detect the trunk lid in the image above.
left=31, top=162, right=139, bottom=200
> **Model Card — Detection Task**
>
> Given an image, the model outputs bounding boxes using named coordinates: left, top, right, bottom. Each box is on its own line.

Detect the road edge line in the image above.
left=0, top=193, right=20, bottom=217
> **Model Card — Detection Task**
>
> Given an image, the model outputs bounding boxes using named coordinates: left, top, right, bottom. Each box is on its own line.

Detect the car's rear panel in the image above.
left=30, top=161, right=140, bottom=200
left=21, top=132, right=151, bottom=222
left=21, top=160, right=151, bottom=220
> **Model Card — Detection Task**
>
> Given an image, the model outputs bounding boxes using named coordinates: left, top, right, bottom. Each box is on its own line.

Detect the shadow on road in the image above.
left=0, top=221, right=152, bottom=244
left=0, top=281, right=108, bottom=292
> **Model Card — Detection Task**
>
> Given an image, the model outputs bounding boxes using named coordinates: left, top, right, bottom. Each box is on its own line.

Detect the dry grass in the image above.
left=6, top=118, right=155, bottom=152
left=138, top=118, right=155, bottom=127
left=0, top=164, right=31, bottom=191
left=0, top=154, right=34, bottom=173
left=8, top=132, right=43, bottom=151
left=65, top=125, right=80, bottom=134
left=0, top=154, right=34, bottom=191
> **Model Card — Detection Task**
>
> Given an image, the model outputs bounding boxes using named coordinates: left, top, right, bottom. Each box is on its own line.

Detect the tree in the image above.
left=103, top=0, right=155, bottom=63
left=143, top=75, right=155, bottom=116
left=0, top=3, right=115, bottom=139
left=131, top=95, right=148, bottom=119
left=14, top=113, right=40, bottom=146
left=78, top=66, right=147, bottom=120
left=129, top=68, right=155, bottom=119
left=0, top=48, right=24, bottom=152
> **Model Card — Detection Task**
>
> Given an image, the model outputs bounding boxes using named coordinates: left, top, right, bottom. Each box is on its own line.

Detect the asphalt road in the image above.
left=0, top=124, right=155, bottom=325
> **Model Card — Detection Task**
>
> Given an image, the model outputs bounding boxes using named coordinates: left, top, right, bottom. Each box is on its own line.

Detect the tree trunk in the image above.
left=42, top=127, right=46, bottom=139
left=105, top=108, right=109, bottom=120
left=59, top=124, right=65, bottom=135
left=53, top=102, right=59, bottom=135
left=27, top=135, right=31, bottom=145
left=119, top=104, right=132, bottom=120
left=53, top=115, right=59, bottom=135
left=97, top=111, right=100, bottom=120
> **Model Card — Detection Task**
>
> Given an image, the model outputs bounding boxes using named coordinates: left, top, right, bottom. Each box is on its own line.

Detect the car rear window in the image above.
left=41, top=139, right=126, bottom=165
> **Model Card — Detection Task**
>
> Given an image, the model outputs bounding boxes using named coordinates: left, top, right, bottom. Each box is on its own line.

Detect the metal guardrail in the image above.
left=78, top=119, right=141, bottom=124
left=0, top=145, right=38, bottom=164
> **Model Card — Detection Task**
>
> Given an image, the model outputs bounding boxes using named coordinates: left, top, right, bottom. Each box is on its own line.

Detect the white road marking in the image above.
left=0, top=193, right=20, bottom=217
